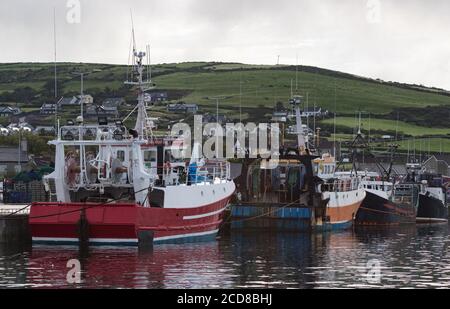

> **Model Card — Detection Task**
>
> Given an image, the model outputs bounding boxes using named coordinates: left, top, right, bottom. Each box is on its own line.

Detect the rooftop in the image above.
left=0, top=147, right=29, bottom=163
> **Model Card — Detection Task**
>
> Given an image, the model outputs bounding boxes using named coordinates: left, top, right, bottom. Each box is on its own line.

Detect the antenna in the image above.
left=306, top=92, right=309, bottom=131
left=333, top=79, right=337, bottom=158
left=127, top=31, right=132, bottom=81
left=130, top=10, right=137, bottom=80
left=131, top=10, right=137, bottom=53
left=146, top=44, right=152, bottom=82
left=407, top=139, right=410, bottom=163
left=239, top=72, right=243, bottom=123
left=290, top=79, right=293, bottom=98
left=53, top=8, right=57, bottom=99
left=313, top=99, right=316, bottom=148
left=295, top=54, right=299, bottom=93
left=357, top=111, right=362, bottom=135
left=53, top=7, right=58, bottom=137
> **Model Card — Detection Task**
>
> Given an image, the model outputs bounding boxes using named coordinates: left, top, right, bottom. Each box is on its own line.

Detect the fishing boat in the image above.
left=342, top=121, right=417, bottom=226
left=29, top=48, right=235, bottom=246
left=231, top=95, right=365, bottom=231
left=416, top=174, right=448, bottom=223
left=355, top=172, right=418, bottom=225
left=314, top=156, right=365, bottom=230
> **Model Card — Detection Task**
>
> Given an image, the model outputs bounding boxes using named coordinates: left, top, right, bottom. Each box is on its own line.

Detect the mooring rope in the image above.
left=0, top=186, right=151, bottom=220
left=358, top=206, right=415, bottom=218
left=0, top=204, right=32, bottom=219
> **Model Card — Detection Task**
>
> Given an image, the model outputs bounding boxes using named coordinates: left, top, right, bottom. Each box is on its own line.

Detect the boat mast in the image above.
left=290, top=57, right=307, bottom=154
left=125, top=16, right=154, bottom=140
left=53, top=7, right=58, bottom=137
left=290, top=95, right=306, bottom=154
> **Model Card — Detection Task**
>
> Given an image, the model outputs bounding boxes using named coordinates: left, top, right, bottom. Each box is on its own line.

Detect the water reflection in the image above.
left=0, top=224, right=449, bottom=288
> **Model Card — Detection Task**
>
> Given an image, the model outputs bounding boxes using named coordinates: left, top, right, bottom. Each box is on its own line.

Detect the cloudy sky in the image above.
left=1, top=0, right=450, bottom=89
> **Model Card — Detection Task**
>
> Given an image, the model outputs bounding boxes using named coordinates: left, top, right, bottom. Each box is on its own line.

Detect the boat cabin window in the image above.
left=149, top=188, right=165, bottom=208
left=116, top=150, right=125, bottom=161
left=144, top=150, right=158, bottom=170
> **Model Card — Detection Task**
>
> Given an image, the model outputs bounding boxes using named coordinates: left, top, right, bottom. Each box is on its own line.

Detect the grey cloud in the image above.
left=0, top=0, right=449, bottom=89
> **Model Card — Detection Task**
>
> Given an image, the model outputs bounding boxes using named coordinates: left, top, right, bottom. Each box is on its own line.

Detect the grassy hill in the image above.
left=1, top=61, right=450, bottom=154
left=2, top=62, right=450, bottom=115
left=322, top=117, right=450, bottom=137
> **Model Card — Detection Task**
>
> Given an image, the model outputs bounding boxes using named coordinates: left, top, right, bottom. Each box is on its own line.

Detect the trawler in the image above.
left=29, top=49, right=235, bottom=246
left=416, top=173, right=448, bottom=223
left=312, top=152, right=365, bottom=230
left=232, top=95, right=365, bottom=231
left=351, top=171, right=418, bottom=225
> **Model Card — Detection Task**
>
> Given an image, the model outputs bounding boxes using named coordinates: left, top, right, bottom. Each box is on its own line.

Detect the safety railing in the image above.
left=143, top=160, right=231, bottom=187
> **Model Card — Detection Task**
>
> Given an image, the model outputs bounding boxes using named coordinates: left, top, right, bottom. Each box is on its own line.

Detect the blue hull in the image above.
left=230, top=204, right=354, bottom=232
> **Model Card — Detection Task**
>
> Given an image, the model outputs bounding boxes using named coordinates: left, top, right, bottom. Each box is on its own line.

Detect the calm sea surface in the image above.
left=1, top=224, right=450, bottom=289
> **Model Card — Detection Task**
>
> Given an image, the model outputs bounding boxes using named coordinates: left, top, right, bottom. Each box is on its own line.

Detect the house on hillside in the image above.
left=40, top=103, right=57, bottom=115
left=147, top=92, right=168, bottom=103
left=34, top=126, right=56, bottom=136
left=58, top=96, right=78, bottom=106
left=103, top=98, right=126, bottom=108
left=58, top=95, right=94, bottom=107
left=202, top=114, right=228, bottom=125
left=0, top=106, right=22, bottom=117
left=0, top=146, right=29, bottom=176
left=86, top=105, right=119, bottom=118
left=0, top=125, right=9, bottom=135
left=7, top=122, right=34, bottom=133
left=272, top=111, right=289, bottom=123
left=167, top=102, right=199, bottom=114
left=422, top=155, right=450, bottom=176
left=78, top=94, right=94, bottom=105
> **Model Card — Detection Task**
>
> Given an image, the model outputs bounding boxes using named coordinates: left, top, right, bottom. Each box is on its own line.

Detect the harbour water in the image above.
left=1, top=224, right=450, bottom=289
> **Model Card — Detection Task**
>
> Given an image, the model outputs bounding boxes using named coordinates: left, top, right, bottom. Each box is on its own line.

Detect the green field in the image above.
left=396, top=138, right=450, bottom=154
left=153, top=69, right=450, bottom=114
left=2, top=62, right=450, bottom=115
left=0, top=81, right=46, bottom=93
left=322, top=117, right=450, bottom=137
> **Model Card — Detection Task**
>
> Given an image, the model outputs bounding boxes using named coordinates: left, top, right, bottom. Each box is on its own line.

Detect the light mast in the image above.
left=290, top=95, right=307, bottom=154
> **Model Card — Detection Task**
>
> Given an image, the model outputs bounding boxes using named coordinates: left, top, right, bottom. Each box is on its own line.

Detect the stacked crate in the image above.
left=3, top=180, right=48, bottom=203
left=11, top=181, right=31, bottom=203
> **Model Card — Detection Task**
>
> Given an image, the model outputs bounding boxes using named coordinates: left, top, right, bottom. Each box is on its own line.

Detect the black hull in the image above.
left=417, top=194, right=448, bottom=223
left=356, top=191, right=416, bottom=225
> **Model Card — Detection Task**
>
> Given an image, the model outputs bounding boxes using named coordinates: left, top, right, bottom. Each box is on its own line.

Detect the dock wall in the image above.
left=0, top=215, right=31, bottom=244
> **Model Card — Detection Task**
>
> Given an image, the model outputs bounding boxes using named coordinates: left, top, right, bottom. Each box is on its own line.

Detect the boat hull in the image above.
left=315, top=199, right=363, bottom=231
left=416, top=194, right=448, bottom=223
left=29, top=194, right=233, bottom=246
left=316, top=189, right=366, bottom=231
left=229, top=203, right=314, bottom=232
left=356, top=191, right=416, bottom=226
